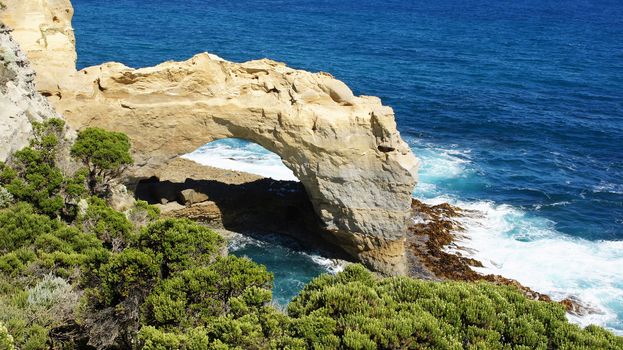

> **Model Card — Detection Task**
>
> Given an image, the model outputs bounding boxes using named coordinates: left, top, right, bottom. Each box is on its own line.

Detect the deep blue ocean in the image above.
left=71, top=0, right=623, bottom=332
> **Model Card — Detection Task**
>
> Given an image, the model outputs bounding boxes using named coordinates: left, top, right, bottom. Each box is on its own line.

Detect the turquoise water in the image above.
left=225, top=232, right=344, bottom=307
left=71, top=0, right=623, bottom=332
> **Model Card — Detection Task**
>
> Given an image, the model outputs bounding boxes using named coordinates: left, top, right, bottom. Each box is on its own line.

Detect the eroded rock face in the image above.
left=0, top=0, right=76, bottom=95
left=1, top=0, right=419, bottom=275
left=0, top=23, right=62, bottom=162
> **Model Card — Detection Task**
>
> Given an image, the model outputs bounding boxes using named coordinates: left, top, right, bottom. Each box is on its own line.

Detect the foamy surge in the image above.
left=188, top=139, right=623, bottom=333
left=182, top=138, right=298, bottom=181
left=225, top=231, right=346, bottom=275
left=426, top=196, right=623, bottom=333
left=413, top=142, right=623, bottom=334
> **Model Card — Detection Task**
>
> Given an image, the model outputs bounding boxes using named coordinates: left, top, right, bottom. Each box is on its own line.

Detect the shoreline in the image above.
left=407, top=198, right=598, bottom=317
left=138, top=157, right=597, bottom=319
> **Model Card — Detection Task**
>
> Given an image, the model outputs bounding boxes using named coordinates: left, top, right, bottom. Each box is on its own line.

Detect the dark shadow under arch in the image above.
left=134, top=172, right=351, bottom=260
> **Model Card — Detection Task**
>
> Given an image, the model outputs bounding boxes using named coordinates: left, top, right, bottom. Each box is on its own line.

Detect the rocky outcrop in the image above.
left=1, top=0, right=419, bottom=275
left=0, top=0, right=76, bottom=96
left=0, top=23, right=62, bottom=162
left=406, top=199, right=596, bottom=315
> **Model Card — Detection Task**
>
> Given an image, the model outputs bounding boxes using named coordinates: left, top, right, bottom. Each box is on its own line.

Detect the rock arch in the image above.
left=1, top=0, right=419, bottom=274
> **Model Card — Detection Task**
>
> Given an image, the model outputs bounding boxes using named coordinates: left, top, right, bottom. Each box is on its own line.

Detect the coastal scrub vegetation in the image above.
left=0, top=120, right=621, bottom=349
left=70, top=127, right=133, bottom=196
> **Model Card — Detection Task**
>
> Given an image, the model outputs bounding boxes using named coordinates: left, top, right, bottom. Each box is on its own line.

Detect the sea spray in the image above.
left=412, top=143, right=623, bottom=335
left=187, top=138, right=623, bottom=333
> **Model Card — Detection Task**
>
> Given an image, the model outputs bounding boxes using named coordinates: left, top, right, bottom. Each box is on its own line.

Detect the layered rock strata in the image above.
left=1, top=0, right=419, bottom=274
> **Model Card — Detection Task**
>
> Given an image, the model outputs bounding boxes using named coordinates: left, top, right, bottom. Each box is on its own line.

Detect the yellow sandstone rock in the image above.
left=1, top=0, right=419, bottom=275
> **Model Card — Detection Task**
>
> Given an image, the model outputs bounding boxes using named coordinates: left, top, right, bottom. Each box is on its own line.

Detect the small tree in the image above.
left=70, top=128, right=133, bottom=196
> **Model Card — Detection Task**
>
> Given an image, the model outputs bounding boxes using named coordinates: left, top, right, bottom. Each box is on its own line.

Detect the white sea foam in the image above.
left=224, top=230, right=268, bottom=251
left=225, top=230, right=346, bottom=275
left=408, top=140, right=474, bottom=198
left=193, top=139, right=623, bottom=333
left=593, top=182, right=623, bottom=195
left=182, top=139, right=298, bottom=182
left=412, top=142, right=623, bottom=334
left=448, top=198, right=623, bottom=334
left=414, top=143, right=472, bottom=180
left=306, top=254, right=347, bottom=274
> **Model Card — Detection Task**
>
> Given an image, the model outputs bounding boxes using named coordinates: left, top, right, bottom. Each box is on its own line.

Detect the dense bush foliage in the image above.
left=288, top=265, right=623, bottom=349
left=130, top=264, right=623, bottom=350
left=136, top=219, right=224, bottom=277
left=0, top=203, right=107, bottom=278
left=0, top=123, right=621, bottom=349
left=0, top=119, right=86, bottom=218
left=0, top=147, right=65, bottom=216
left=78, top=196, right=134, bottom=251
left=70, top=127, right=133, bottom=196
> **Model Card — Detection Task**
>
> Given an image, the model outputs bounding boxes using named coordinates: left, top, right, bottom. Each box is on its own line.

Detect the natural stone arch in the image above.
left=1, top=0, right=419, bottom=275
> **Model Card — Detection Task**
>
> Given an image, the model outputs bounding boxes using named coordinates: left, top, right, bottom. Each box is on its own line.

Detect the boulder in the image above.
left=179, top=188, right=210, bottom=205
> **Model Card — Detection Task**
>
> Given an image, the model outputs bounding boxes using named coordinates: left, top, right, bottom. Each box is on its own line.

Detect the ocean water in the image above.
left=224, top=231, right=345, bottom=307
left=71, top=0, right=623, bottom=332
left=182, top=139, right=297, bottom=181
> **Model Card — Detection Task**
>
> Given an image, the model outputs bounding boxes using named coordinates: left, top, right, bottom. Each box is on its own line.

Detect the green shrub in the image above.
left=1, top=147, right=65, bottom=216
left=70, top=127, right=133, bottom=196
left=0, top=119, right=72, bottom=217
left=99, top=248, right=161, bottom=305
left=0, top=249, right=36, bottom=276
left=287, top=264, right=623, bottom=350
left=0, top=203, right=59, bottom=253
left=138, top=326, right=184, bottom=350
left=143, top=256, right=273, bottom=329
left=78, top=196, right=133, bottom=251
left=138, top=326, right=229, bottom=350
left=136, top=219, right=224, bottom=277
left=0, top=202, right=107, bottom=279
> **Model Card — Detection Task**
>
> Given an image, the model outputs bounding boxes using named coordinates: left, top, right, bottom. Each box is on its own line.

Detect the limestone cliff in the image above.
left=1, top=0, right=419, bottom=275
left=0, top=23, right=62, bottom=162
left=0, top=0, right=75, bottom=96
